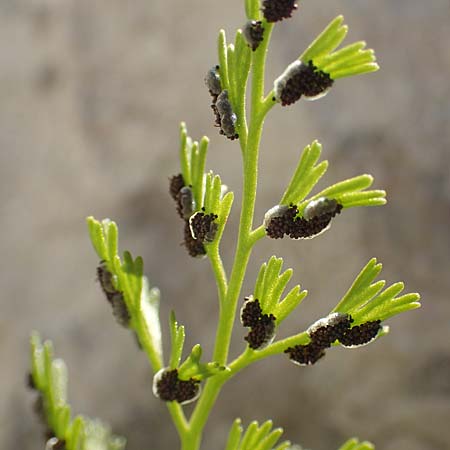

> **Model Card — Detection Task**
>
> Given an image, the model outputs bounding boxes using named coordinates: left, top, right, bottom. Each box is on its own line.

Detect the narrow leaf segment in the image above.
left=29, top=333, right=125, bottom=450
left=252, top=256, right=308, bottom=324
left=224, top=419, right=292, bottom=450
left=338, top=437, right=375, bottom=450
left=333, top=258, right=421, bottom=324
left=281, top=140, right=386, bottom=211
left=300, top=16, right=379, bottom=80
left=86, top=216, right=163, bottom=372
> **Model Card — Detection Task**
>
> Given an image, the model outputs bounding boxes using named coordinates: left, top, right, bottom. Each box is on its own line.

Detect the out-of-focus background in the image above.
left=1, top=0, right=449, bottom=449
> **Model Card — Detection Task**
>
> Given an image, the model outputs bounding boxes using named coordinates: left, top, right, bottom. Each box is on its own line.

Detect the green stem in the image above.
left=249, top=225, right=267, bottom=246
left=179, top=23, right=275, bottom=450
left=180, top=329, right=309, bottom=448
left=179, top=330, right=304, bottom=448
left=228, top=331, right=309, bottom=373
left=213, top=22, right=274, bottom=367
left=167, top=403, right=189, bottom=437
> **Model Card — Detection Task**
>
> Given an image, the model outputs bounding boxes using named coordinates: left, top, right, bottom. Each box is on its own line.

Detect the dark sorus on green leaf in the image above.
left=262, top=0, right=298, bottom=23
left=288, top=203, right=342, bottom=239
left=264, top=204, right=297, bottom=239
left=211, top=101, right=221, bottom=128
left=308, top=313, right=353, bottom=348
left=178, top=186, right=196, bottom=220
left=183, top=220, right=207, bottom=258
left=109, top=292, right=131, bottom=328
left=240, top=297, right=276, bottom=350
left=285, top=314, right=354, bottom=365
left=169, top=175, right=194, bottom=220
left=274, top=61, right=333, bottom=106
left=285, top=342, right=326, bottom=366
left=265, top=201, right=342, bottom=239
left=96, top=262, right=130, bottom=327
left=244, top=313, right=276, bottom=350
left=26, top=371, right=36, bottom=390
left=240, top=297, right=264, bottom=328
left=215, top=90, right=238, bottom=140
left=97, top=261, right=118, bottom=300
left=169, top=173, right=210, bottom=257
left=243, top=20, right=264, bottom=51
left=169, top=173, right=185, bottom=202
left=206, top=68, right=238, bottom=139
left=205, top=65, right=222, bottom=99
left=154, top=369, right=200, bottom=404
left=189, top=209, right=218, bottom=243
left=339, top=320, right=382, bottom=348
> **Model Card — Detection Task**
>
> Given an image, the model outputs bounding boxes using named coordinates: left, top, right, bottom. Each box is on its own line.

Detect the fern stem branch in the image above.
left=181, top=23, right=274, bottom=450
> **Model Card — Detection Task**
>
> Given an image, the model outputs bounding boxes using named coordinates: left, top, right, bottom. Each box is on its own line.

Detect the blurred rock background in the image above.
left=1, top=0, right=449, bottom=449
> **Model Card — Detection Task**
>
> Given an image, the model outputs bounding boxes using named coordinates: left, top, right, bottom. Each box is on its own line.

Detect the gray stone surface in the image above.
left=1, top=0, right=449, bottom=449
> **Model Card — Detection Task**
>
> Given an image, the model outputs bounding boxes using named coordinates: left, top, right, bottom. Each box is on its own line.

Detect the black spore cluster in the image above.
left=243, top=20, right=265, bottom=51
left=97, top=261, right=131, bottom=327
left=205, top=66, right=239, bottom=140
left=265, top=203, right=342, bottom=239
left=241, top=297, right=276, bottom=350
left=275, top=61, right=333, bottom=106
left=262, top=0, right=298, bottom=23
left=339, top=320, right=382, bottom=347
left=285, top=314, right=382, bottom=365
left=215, top=90, right=238, bottom=140
left=169, top=174, right=207, bottom=258
left=155, top=369, right=200, bottom=404
left=189, top=208, right=218, bottom=243
left=285, top=314, right=353, bottom=365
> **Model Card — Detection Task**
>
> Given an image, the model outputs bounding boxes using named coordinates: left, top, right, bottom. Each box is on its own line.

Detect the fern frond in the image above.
left=29, top=333, right=126, bottom=450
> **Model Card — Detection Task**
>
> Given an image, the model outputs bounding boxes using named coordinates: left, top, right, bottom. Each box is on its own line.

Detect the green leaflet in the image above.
left=224, top=419, right=289, bottom=450
left=29, top=333, right=126, bottom=450
left=86, top=216, right=163, bottom=371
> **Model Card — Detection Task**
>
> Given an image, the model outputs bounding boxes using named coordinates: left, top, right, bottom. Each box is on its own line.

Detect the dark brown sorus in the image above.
left=244, top=314, right=276, bottom=350
left=278, top=61, right=333, bottom=106
left=183, top=220, right=207, bottom=258
left=241, top=298, right=264, bottom=328
left=243, top=20, right=264, bottom=51
left=262, top=0, right=298, bottom=23
left=285, top=342, right=326, bottom=366
left=265, top=203, right=342, bottom=239
left=169, top=173, right=185, bottom=202
left=339, top=320, right=382, bottom=347
left=155, top=369, right=200, bottom=404
left=189, top=210, right=218, bottom=243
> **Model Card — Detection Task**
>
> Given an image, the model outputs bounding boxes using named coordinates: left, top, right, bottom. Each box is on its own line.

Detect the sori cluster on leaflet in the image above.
left=97, top=260, right=145, bottom=351
left=237, top=255, right=420, bottom=370
left=208, top=4, right=378, bottom=110
left=86, top=217, right=228, bottom=407
left=205, top=66, right=239, bottom=140
left=203, top=16, right=265, bottom=140
left=259, top=138, right=387, bottom=243
left=152, top=312, right=228, bottom=405
left=169, top=123, right=233, bottom=259
left=204, top=10, right=379, bottom=141
left=271, top=14, right=380, bottom=105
